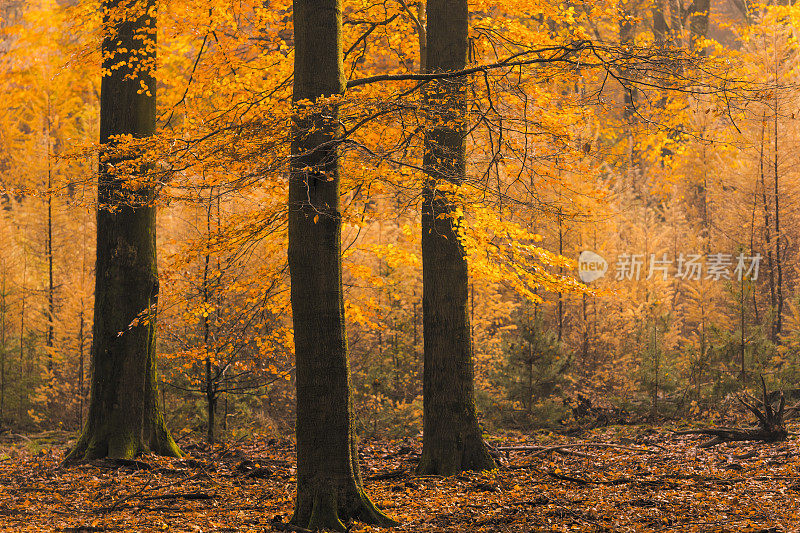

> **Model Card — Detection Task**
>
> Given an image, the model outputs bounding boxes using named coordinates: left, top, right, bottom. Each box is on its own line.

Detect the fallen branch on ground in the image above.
left=367, top=468, right=408, bottom=480
left=497, top=443, right=661, bottom=456
left=674, top=377, right=797, bottom=448
left=140, top=491, right=215, bottom=501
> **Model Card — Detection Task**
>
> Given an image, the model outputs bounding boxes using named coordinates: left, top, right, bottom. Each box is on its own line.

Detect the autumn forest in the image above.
left=3, top=0, right=800, bottom=530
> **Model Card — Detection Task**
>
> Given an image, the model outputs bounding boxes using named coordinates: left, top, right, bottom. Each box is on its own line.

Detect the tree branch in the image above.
left=346, top=41, right=590, bottom=88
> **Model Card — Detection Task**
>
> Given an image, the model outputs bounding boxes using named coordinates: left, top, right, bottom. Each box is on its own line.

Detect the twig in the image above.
left=100, top=471, right=156, bottom=512
left=498, top=443, right=660, bottom=455
left=61, top=527, right=117, bottom=532
left=346, top=41, right=590, bottom=88
left=271, top=521, right=313, bottom=533
left=140, top=491, right=215, bottom=501
left=163, top=32, right=209, bottom=128
left=367, top=468, right=408, bottom=480
left=97, top=472, right=202, bottom=512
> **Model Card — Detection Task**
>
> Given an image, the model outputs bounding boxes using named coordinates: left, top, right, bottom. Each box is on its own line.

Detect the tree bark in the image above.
left=758, top=113, right=777, bottom=343
left=203, top=194, right=216, bottom=444
left=688, top=0, right=711, bottom=50
left=653, top=0, right=668, bottom=46
left=18, top=254, right=25, bottom=423
left=65, top=0, right=179, bottom=462
left=417, top=0, right=495, bottom=476
left=0, top=266, right=6, bottom=425
left=288, top=0, right=397, bottom=530
left=772, top=96, right=783, bottom=338
left=45, top=105, right=54, bottom=373
left=619, top=2, right=642, bottom=195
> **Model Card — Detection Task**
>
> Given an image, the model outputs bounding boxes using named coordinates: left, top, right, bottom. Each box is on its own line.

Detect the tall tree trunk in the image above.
left=45, top=99, right=55, bottom=373
left=773, top=96, right=783, bottom=338
left=688, top=0, right=710, bottom=51
left=203, top=191, right=216, bottom=444
left=417, top=0, right=495, bottom=476
left=668, top=0, right=683, bottom=47
left=557, top=209, right=564, bottom=343
left=77, top=304, right=85, bottom=429
left=653, top=0, right=669, bottom=45
left=65, top=0, right=179, bottom=462
left=619, top=3, right=641, bottom=195
left=288, top=0, right=397, bottom=529
left=78, top=211, right=88, bottom=429
left=0, top=265, right=5, bottom=425
left=740, top=274, right=746, bottom=385
left=18, top=252, right=26, bottom=423
left=46, top=178, right=54, bottom=367
left=759, top=113, right=777, bottom=342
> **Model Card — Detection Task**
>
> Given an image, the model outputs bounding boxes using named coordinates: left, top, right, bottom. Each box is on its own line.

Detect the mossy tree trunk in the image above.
left=65, top=0, right=180, bottom=462
left=288, top=0, right=397, bottom=530
left=417, top=0, right=496, bottom=476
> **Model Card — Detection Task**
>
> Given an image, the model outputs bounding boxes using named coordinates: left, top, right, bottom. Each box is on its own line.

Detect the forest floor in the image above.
left=1, top=424, right=799, bottom=532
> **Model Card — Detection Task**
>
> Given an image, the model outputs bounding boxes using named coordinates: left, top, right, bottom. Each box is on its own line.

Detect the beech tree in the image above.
left=65, top=0, right=180, bottom=461
left=4, top=0, right=793, bottom=472
left=417, top=0, right=496, bottom=475
left=287, top=0, right=397, bottom=529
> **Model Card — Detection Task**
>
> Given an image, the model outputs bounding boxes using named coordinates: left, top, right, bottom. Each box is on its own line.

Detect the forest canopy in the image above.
left=0, top=0, right=793, bottom=435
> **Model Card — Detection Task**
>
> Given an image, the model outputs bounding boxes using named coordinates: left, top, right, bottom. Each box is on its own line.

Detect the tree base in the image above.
left=417, top=436, right=496, bottom=476
left=64, top=421, right=181, bottom=464
left=148, top=421, right=183, bottom=458
left=291, top=484, right=398, bottom=532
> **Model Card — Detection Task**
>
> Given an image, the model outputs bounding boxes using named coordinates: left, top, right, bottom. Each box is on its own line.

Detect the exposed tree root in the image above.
left=63, top=422, right=181, bottom=466
left=416, top=434, right=496, bottom=476
left=675, top=377, right=799, bottom=448
left=289, top=479, right=399, bottom=531
left=290, top=483, right=399, bottom=532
